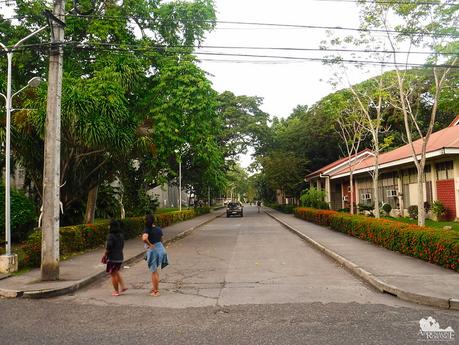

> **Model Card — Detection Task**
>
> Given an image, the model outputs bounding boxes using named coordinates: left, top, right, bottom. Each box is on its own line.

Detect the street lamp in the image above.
left=0, top=27, right=46, bottom=273
left=175, top=150, right=182, bottom=212
left=0, top=76, right=42, bottom=260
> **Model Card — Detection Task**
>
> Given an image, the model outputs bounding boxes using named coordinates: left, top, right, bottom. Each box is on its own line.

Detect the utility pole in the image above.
left=41, top=1, right=66, bottom=281
left=179, top=160, right=182, bottom=211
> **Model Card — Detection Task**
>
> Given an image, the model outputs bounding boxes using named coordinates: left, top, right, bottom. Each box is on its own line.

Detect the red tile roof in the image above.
left=305, top=148, right=372, bottom=179
left=449, top=114, right=459, bottom=127
left=331, top=123, right=459, bottom=177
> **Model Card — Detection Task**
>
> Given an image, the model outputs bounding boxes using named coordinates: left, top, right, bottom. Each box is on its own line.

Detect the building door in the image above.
left=436, top=180, right=456, bottom=220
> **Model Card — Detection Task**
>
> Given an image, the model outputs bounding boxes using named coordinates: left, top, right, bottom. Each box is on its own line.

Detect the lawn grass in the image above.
left=385, top=217, right=459, bottom=234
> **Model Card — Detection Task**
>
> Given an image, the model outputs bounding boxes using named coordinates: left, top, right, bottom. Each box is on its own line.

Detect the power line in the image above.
left=11, top=40, right=456, bottom=57
left=12, top=41, right=458, bottom=69
left=2, top=12, right=457, bottom=37
left=311, top=0, right=459, bottom=4
left=59, top=15, right=459, bottom=38
left=212, top=20, right=459, bottom=38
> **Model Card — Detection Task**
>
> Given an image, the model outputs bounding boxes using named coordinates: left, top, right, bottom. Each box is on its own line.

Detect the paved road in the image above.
left=1, top=206, right=458, bottom=344
left=57, top=206, right=418, bottom=308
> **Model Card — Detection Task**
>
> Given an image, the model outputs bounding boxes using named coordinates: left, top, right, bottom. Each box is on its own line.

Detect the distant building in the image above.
left=306, top=115, right=459, bottom=220
left=149, top=184, right=189, bottom=208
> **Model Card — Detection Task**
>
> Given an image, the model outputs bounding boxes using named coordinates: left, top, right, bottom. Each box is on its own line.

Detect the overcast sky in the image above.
left=197, top=0, right=366, bottom=119
left=196, top=0, right=371, bottom=167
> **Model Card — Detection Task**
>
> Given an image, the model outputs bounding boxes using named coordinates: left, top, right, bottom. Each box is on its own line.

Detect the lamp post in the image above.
left=0, top=27, right=46, bottom=273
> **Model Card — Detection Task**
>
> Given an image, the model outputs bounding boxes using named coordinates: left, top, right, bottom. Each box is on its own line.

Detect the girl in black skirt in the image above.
left=105, top=220, right=127, bottom=296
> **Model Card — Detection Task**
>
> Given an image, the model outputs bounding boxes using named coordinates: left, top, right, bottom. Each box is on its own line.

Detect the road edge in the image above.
left=265, top=210, right=456, bottom=311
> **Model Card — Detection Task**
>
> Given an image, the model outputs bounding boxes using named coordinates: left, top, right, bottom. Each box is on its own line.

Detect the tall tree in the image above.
left=335, top=94, right=367, bottom=215
left=1, top=0, right=219, bottom=223
left=357, top=0, right=458, bottom=225
left=216, top=91, right=271, bottom=161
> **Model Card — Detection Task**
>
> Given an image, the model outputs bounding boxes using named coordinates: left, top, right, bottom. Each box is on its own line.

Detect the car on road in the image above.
left=226, top=202, right=243, bottom=217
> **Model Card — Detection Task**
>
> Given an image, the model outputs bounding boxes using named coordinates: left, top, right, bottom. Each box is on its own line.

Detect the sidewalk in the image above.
left=0, top=210, right=224, bottom=298
left=266, top=209, right=459, bottom=310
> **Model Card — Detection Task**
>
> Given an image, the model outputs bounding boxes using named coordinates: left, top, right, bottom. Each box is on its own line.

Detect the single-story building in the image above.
left=306, top=115, right=459, bottom=220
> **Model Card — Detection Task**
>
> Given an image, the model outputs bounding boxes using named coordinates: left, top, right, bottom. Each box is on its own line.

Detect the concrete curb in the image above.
left=265, top=211, right=457, bottom=310
left=0, top=211, right=224, bottom=299
left=0, top=273, right=11, bottom=281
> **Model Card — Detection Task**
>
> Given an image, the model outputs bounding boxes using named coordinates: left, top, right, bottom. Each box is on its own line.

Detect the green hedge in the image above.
left=294, top=207, right=459, bottom=272
left=21, top=208, right=210, bottom=268
left=267, top=204, right=296, bottom=214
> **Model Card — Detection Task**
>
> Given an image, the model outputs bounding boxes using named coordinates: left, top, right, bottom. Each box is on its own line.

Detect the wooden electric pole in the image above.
left=41, top=1, right=66, bottom=281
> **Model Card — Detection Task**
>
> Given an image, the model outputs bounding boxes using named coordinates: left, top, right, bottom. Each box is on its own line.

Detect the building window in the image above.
left=381, top=185, right=398, bottom=209
left=402, top=167, right=418, bottom=184
left=425, top=181, right=433, bottom=205
left=358, top=188, right=373, bottom=206
left=436, top=161, right=454, bottom=180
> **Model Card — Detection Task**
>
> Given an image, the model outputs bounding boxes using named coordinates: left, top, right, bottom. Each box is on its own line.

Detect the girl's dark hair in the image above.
left=109, top=220, right=121, bottom=233
left=145, top=214, right=155, bottom=228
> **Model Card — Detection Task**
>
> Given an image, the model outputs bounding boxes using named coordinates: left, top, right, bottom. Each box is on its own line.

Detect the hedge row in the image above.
left=294, top=207, right=459, bottom=272
left=266, top=204, right=296, bottom=214
left=21, top=207, right=210, bottom=268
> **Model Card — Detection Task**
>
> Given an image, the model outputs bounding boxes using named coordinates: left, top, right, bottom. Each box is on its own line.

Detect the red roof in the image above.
left=331, top=123, right=459, bottom=177
left=305, top=148, right=372, bottom=179
left=449, top=114, right=459, bottom=127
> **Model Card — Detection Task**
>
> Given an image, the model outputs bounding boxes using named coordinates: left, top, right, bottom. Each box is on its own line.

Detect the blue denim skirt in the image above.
left=146, top=243, right=166, bottom=272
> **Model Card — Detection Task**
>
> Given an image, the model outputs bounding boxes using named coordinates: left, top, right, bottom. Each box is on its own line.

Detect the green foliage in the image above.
left=261, top=151, right=304, bottom=198
left=408, top=203, right=431, bottom=219
left=267, top=203, right=296, bottom=214
left=0, top=184, right=36, bottom=243
left=4, top=0, right=219, bottom=226
left=381, top=203, right=392, bottom=216
left=225, top=164, right=249, bottom=201
left=95, top=183, right=122, bottom=219
left=137, top=191, right=160, bottom=216
left=251, top=173, right=276, bottom=204
left=300, top=188, right=329, bottom=210
left=431, top=201, right=447, bottom=219
left=216, top=91, right=270, bottom=160
left=295, top=208, right=459, bottom=271
left=408, top=205, right=418, bottom=219
left=387, top=217, right=459, bottom=234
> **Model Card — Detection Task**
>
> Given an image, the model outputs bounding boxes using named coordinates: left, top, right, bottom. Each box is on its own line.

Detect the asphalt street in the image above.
left=1, top=206, right=458, bottom=345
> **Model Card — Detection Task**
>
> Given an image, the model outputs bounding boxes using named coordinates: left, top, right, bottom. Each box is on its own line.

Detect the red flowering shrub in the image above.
left=294, top=208, right=338, bottom=226
left=294, top=207, right=459, bottom=271
left=21, top=208, right=210, bottom=269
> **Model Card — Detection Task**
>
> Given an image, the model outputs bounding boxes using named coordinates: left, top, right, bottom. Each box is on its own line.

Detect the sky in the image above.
left=196, top=0, right=367, bottom=167
left=197, top=0, right=364, bottom=119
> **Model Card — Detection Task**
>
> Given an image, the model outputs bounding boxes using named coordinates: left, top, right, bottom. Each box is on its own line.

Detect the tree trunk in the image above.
left=373, top=152, right=380, bottom=218
left=417, top=165, right=426, bottom=227
left=84, top=185, right=99, bottom=224
left=349, top=173, right=354, bottom=214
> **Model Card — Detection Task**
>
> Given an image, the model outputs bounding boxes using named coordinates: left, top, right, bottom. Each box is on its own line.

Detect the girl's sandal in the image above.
left=150, top=290, right=160, bottom=297
left=112, top=291, right=120, bottom=297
